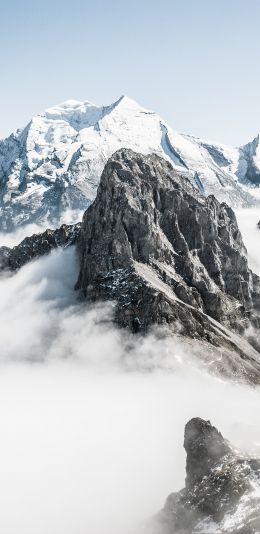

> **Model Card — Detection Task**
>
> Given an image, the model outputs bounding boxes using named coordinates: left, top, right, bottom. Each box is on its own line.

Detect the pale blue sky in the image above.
left=1, top=0, right=260, bottom=144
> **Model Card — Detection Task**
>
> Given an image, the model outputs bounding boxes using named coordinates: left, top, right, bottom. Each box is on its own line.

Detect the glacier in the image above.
left=0, top=94, right=260, bottom=231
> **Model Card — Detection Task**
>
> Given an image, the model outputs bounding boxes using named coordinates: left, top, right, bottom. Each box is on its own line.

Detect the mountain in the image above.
left=0, top=223, right=80, bottom=270
left=75, top=149, right=260, bottom=380
left=3, top=149, right=260, bottom=382
left=152, top=418, right=260, bottom=534
left=0, top=95, right=260, bottom=231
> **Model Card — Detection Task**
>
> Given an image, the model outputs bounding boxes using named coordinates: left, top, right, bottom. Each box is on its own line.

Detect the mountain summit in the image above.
left=3, top=149, right=260, bottom=382
left=154, top=418, right=260, bottom=533
left=0, top=95, right=259, bottom=231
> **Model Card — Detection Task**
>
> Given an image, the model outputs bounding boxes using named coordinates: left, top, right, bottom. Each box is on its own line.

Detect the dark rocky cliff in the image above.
left=154, top=418, right=260, bottom=533
left=0, top=223, right=81, bottom=270
left=75, top=149, right=260, bottom=371
left=2, top=149, right=260, bottom=381
left=76, top=149, right=260, bottom=330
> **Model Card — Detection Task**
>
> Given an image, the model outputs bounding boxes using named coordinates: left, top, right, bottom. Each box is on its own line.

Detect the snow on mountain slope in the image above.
left=0, top=95, right=259, bottom=231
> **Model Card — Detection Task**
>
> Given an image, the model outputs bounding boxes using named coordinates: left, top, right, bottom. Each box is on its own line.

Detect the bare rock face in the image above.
left=184, top=418, right=232, bottom=490
left=76, top=149, right=260, bottom=327
left=76, top=149, right=260, bottom=373
left=155, top=418, right=260, bottom=534
left=2, top=149, right=260, bottom=380
left=0, top=223, right=81, bottom=270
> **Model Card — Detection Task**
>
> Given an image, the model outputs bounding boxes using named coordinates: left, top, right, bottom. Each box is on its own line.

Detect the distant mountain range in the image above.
left=1, top=95, right=260, bottom=231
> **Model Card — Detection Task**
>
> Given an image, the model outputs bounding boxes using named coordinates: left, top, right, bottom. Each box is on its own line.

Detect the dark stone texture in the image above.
left=75, top=149, right=260, bottom=374
left=184, top=418, right=232, bottom=489
left=154, top=418, right=260, bottom=533
left=0, top=222, right=81, bottom=270
left=2, top=149, right=260, bottom=382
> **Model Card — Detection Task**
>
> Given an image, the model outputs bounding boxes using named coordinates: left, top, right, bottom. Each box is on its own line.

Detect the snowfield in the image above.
left=0, top=95, right=260, bottom=230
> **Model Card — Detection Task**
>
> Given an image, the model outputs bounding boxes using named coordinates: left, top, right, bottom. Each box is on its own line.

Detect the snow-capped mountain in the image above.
left=0, top=95, right=259, bottom=231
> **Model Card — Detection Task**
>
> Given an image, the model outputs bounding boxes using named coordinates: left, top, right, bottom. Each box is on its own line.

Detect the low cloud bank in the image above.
left=0, top=222, right=50, bottom=247
left=0, top=209, right=259, bottom=533
left=236, top=208, right=260, bottom=276
left=0, top=207, right=83, bottom=248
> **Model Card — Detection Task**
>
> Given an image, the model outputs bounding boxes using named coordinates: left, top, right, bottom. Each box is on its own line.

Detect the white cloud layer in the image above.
left=0, top=208, right=259, bottom=533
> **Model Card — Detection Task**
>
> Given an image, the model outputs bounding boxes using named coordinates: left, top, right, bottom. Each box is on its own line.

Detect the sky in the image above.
left=1, top=0, right=260, bottom=144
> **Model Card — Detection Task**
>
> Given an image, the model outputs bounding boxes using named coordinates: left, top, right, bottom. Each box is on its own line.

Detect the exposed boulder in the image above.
left=154, top=418, right=260, bottom=534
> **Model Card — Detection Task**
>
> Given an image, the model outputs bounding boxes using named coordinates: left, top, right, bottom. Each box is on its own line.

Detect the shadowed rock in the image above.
left=184, top=418, right=232, bottom=488
left=2, top=149, right=260, bottom=381
left=75, top=149, right=260, bottom=379
left=76, top=149, right=260, bottom=329
left=154, top=418, right=260, bottom=534
left=0, top=223, right=81, bottom=270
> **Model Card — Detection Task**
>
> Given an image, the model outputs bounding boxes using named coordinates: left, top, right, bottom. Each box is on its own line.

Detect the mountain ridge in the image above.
left=75, top=148, right=260, bottom=374
left=2, top=148, right=260, bottom=382
left=1, top=95, right=260, bottom=232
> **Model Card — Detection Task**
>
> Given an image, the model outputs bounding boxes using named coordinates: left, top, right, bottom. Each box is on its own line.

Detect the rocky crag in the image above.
left=76, top=149, right=260, bottom=332
left=0, top=223, right=81, bottom=270
left=75, top=149, right=260, bottom=375
left=2, top=149, right=260, bottom=381
left=153, top=417, right=260, bottom=534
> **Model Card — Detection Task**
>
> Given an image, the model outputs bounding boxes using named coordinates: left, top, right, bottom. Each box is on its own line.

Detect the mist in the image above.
left=0, top=208, right=260, bottom=534
left=0, top=222, right=50, bottom=247
left=236, top=208, right=260, bottom=276
left=0, top=207, right=83, bottom=248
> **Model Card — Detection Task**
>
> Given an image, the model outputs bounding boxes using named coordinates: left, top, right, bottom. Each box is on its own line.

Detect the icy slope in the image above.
left=0, top=95, right=259, bottom=230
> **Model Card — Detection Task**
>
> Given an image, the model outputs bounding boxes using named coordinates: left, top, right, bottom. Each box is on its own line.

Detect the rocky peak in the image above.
left=184, top=418, right=233, bottom=488
left=2, top=149, right=260, bottom=381
left=0, top=96, right=257, bottom=231
left=154, top=418, right=260, bottom=534
left=0, top=223, right=81, bottom=271
left=76, top=149, right=260, bottom=360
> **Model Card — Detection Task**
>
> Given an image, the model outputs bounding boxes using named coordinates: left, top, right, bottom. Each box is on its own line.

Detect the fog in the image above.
left=236, top=208, right=260, bottom=276
left=0, top=222, right=49, bottom=247
left=0, top=207, right=83, bottom=248
left=0, top=208, right=259, bottom=534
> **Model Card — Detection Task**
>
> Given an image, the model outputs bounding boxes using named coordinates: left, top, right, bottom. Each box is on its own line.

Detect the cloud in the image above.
left=0, top=209, right=259, bottom=533
left=0, top=222, right=50, bottom=248
left=0, top=207, right=83, bottom=248
left=236, top=208, right=260, bottom=276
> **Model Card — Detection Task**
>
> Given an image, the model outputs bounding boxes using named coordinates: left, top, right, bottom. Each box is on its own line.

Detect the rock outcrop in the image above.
left=2, top=149, right=260, bottom=381
left=0, top=223, right=81, bottom=270
left=75, top=149, right=260, bottom=375
left=76, top=149, right=260, bottom=328
left=154, top=418, right=260, bottom=534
